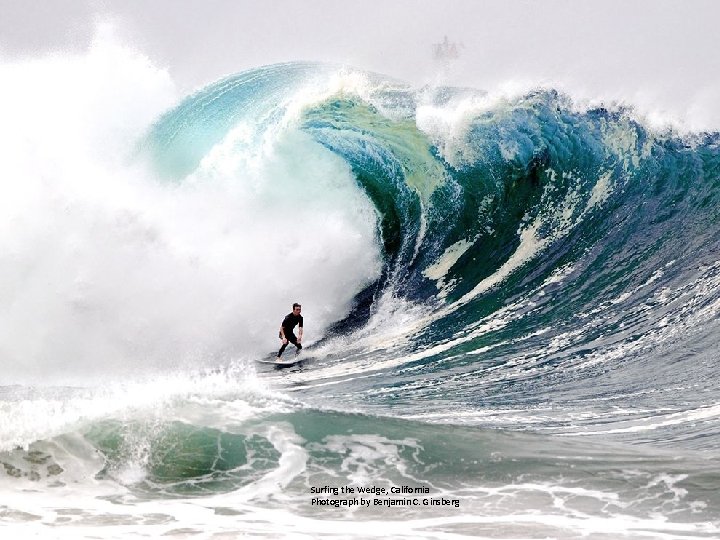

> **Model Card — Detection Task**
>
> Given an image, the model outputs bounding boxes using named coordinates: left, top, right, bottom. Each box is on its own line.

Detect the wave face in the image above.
left=143, top=63, right=720, bottom=439
left=4, top=62, right=720, bottom=539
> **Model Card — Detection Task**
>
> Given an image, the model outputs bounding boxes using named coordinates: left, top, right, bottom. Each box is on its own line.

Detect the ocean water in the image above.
left=2, top=56, right=720, bottom=539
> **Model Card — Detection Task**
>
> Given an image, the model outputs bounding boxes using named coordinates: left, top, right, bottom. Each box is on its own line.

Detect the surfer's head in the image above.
left=293, top=303, right=301, bottom=314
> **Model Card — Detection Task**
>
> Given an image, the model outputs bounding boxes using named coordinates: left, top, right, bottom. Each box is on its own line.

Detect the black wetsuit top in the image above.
left=281, top=313, right=303, bottom=335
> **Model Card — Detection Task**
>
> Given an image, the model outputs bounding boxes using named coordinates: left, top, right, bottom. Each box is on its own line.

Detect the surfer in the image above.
left=277, top=303, right=303, bottom=358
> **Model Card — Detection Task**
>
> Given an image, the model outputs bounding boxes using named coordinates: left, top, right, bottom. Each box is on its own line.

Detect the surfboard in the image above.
left=256, top=354, right=305, bottom=368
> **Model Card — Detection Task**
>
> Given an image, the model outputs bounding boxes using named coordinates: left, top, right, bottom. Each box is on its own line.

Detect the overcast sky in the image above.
left=2, top=0, right=719, bottom=128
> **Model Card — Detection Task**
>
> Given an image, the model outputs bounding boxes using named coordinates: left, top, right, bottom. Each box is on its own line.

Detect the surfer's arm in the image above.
left=298, top=326, right=303, bottom=342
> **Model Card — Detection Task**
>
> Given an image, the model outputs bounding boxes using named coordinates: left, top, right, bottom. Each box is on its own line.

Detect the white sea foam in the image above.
left=0, top=34, right=382, bottom=384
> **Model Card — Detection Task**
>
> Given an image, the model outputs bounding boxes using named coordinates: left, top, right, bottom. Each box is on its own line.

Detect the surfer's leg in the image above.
left=277, top=341, right=288, bottom=357
left=286, top=332, right=301, bottom=354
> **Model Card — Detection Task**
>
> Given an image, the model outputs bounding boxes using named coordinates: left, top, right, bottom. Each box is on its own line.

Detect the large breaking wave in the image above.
left=140, top=62, right=720, bottom=447
left=3, top=59, right=720, bottom=539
